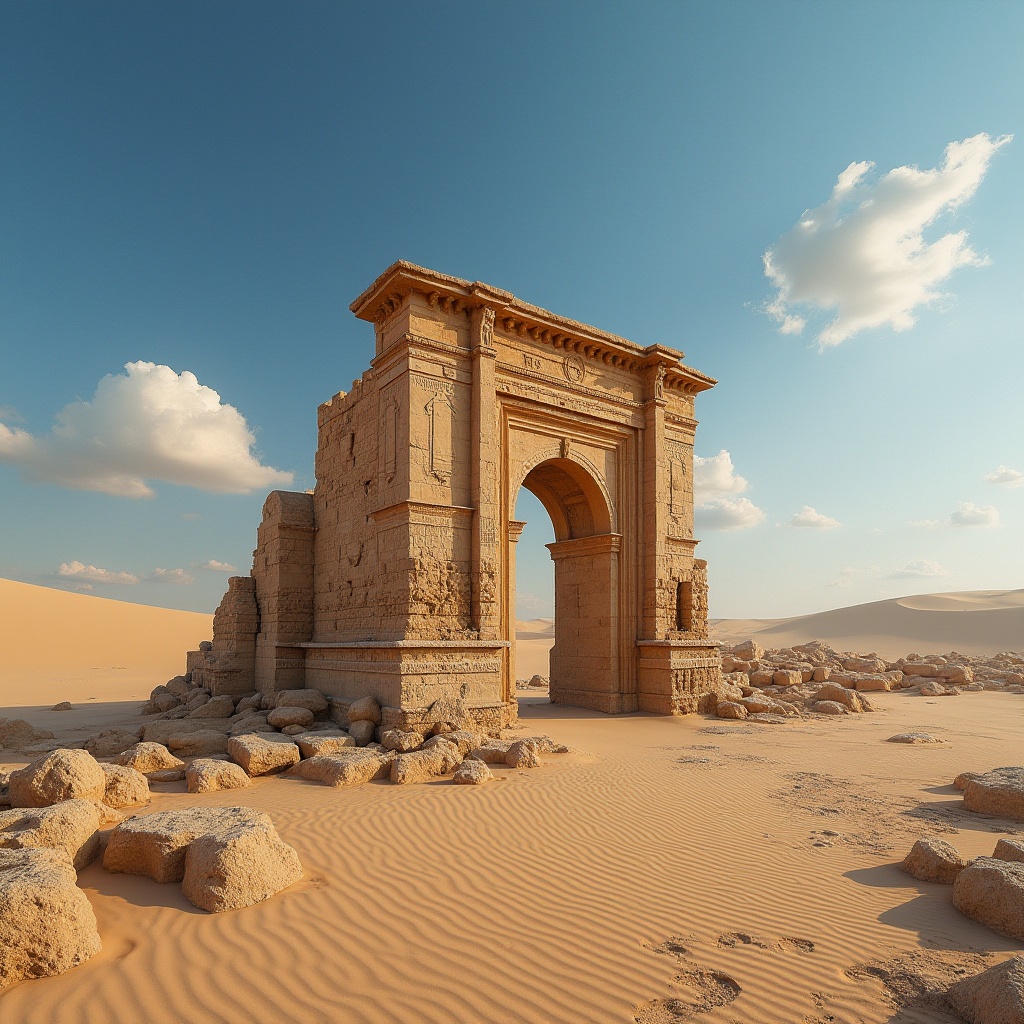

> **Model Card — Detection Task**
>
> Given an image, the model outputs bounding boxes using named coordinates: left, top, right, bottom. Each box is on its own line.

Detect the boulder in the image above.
left=423, top=736, right=463, bottom=772
left=234, top=694, right=263, bottom=716
left=424, top=696, right=471, bottom=732
left=51, top=702, right=73, bottom=712
left=748, top=670, right=775, bottom=687
left=143, top=720, right=231, bottom=745
left=812, top=700, right=848, bottom=715
left=954, top=771, right=981, bottom=791
left=230, top=713, right=275, bottom=736
left=994, top=839, right=1024, bottom=864
left=947, top=956, right=1024, bottom=1024
left=740, top=694, right=786, bottom=715
left=185, top=759, right=251, bottom=794
left=380, top=729, right=424, bottom=753
left=117, top=742, right=184, bottom=774
left=166, top=677, right=192, bottom=698
left=811, top=682, right=867, bottom=712
left=293, top=732, right=355, bottom=758
left=953, top=857, right=1024, bottom=941
left=83, top=727, right=145, bottom=758
left=347, top=720, right=377, bottom=746
left=963, top=768, right=1024, bottom=822
left=773, top=670, right=802, bottom=687
left=900, top=837, right=969, bottom=884
left=853, top=675, right=891, bottom=692
left=291, top=750, right=392, bottom=788
left=145, top=693, right=181, bottom=715
left=716, top=701, right=747, bottom=720
left=182, top=814, right=302, bottom=913
left=887, top=733, right=944, bottom=744
left=435, top=730, right=488, bottom=756
left=920, top=680, right=948, bottom=696
left=183, top=692, right=211, bottom=712
left=731, top=639, right=764, bottom=661
left=0, top=848, right=102, bottom=988
left=147, top=769, right=186, bottom=784
left=267, top=706, right=315, bottom=730
left=903, top=662, right=939, bottom=677
left=189, top=695, right=235, bottom=719
left=103, top=806, right=266, bottom=883
left=100, top=764, right=150, bottom=809
left=391, top=746, right=448, bottom=785
left=468, top=741, right=513, bottom=764
left=272, top=689, right=328, bottom=714
left=227, top=734, right=300, bottom=776
left=453, top=760, right=492, bottom=785
left=166, top=730, right=230, bottom=757
left=0, top=799, right=101, bottom=869
left=8, top=749, right=106, bottom=808
left=506, top=739, right=541, bottom=769
left=279, top=724, right=305, bottom=736
left=347, top=695, right=382, bottom=725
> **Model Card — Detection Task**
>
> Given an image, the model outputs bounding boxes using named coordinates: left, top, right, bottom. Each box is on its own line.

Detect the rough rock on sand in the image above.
left=188, top=695, right=235, bottom=719
left=291, top=750, right=392, bottom=788
left=166, top=730, right=230, bottom=758
left=0, top=718, right=55, bottom=751
left=887, top=733, right=944, bottom=744
left=186, top=759, right=251, bottom=794
left=467, top=741, right=513, bottom=764
left=453, top=759, right=492, bottom=785
left=952, top=857, right=1024, bottom=941
left=142, top=720, right=231, bottom=745
left=715, top=701, right=747, bottom=720
left=267, top=706, right=315, bottom=730
left=0, top=847, right=102, bottom=989
left=84, top=727, right=145, bottom=758
left=346, top=695, right=382, bottom=725
left=227, top=735, right=300, bottom=776
left=900, top=837, right=969, bottom=884
left=8, top=749, right=106, bottom=808
left=505, top=739, right=542, bottom=769
left=994, top=839, right=1024, bottom=864
left=963, top=767, right=1024, bottom=822
left=117, top=742, right=184, bottom=774
left=103, top=806, right=267, bottom=883
left=811, top=683, right=869, bottom=712
left=946, top=955, right=1024, bottom=1024
left=0, top=799, right=101, bottom=869
left=292, top=732, right=355, bottom=758
left=954, top=771, right=981, bottom=791
left=391, top=745, right=449, bottom=785
left=182, top=814, right=302, bottom=913
left=100, top=764, right=151, bottom=809
left=812, top=700, right=848, bottom=715
left=50, top=702, right=73, bottom=712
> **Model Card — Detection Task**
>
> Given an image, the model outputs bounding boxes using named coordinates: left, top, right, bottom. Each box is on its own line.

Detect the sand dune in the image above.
left=0, top=578, right=212, bottom=706
left=710, top=587, right=1024, bottom=659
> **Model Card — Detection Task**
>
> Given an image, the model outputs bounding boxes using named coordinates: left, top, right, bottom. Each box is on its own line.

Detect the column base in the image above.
left=637, top=639, right=722, bottom=715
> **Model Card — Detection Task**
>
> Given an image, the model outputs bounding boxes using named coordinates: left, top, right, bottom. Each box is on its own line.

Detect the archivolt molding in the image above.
left=510, top=442, right=618, bottom=535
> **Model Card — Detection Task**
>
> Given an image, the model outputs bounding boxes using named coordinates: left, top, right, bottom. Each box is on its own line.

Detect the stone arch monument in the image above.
left=188, top=262, right=722, bottom=730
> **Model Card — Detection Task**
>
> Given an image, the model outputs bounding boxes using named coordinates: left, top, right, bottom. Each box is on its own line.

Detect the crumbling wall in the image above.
left=190, top=576, right=259, bottom=696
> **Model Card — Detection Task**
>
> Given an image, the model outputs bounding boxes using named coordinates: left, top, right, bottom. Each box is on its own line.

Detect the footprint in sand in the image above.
left=635, top=936, right=741, bottom=1021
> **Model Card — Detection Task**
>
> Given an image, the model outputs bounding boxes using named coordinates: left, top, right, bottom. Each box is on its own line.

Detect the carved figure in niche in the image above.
left=655, top=365, right=666, bottom=398
left=481, top=307, right=495, bottom=347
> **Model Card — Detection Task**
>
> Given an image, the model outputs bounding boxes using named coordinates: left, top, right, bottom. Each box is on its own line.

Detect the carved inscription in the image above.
left=384, top=403, right=398, bottom=481
left=524, top=354, right=543, bottom=371
left=563, top=354, right=585, bottom=384
left=670, top=459, right=685, bottom=514
left=427, top=393, right=454, bottom=482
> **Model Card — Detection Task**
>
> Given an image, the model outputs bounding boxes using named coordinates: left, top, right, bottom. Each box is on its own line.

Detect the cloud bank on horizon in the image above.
left=764, top=133, right=1012, bottom=347
left=0, top=361, right=293, bottom=498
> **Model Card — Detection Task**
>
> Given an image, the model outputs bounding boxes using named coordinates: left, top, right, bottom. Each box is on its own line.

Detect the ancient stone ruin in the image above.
left=187, top=262, right=721, bottom=729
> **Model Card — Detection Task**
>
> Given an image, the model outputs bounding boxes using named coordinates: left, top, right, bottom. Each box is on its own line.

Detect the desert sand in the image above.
left=710, top=587, right=1024, bottom=660
left=1, top=584, right=1022, bottom=1022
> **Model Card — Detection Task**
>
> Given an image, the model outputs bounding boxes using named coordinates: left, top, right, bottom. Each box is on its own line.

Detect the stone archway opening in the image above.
left=511, top=457, right=619, bottom=710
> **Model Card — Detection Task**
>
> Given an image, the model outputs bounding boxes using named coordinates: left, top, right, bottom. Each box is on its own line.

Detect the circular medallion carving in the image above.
left=563, top=354, right=585, bottom=384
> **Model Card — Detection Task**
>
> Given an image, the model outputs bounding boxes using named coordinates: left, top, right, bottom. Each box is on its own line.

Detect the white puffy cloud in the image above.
left=786, top=505, right=840, bottom=529
left=887, top=559, right=950, bottom=579
left=764, top=133, right=1012, bottom=347
left=695, top=497, right=766, bottom=531
left=198, top=559, right=236, bottom=572
left=150, top=568, right=196, bottom=584
left=0, top=361, right=293, bottom=498
left=694, top=450, right=749, bottom=501
left=950, top=502, right=999, bottom=528
left=57, top=561, right=140, bottom=585
left=985, top=465, right=1023, bottom=489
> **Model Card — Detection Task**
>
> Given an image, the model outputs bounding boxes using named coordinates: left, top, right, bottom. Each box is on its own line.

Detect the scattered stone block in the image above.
left=811, top=683, right=868, bottom=712
left=812, top=700, right=848, bottom=715
left=182, top=814, right=302, bottom=913
left=467, top=741, right=513, bottom=764
left=117, top=742, right=184, bottom=774
left=716, top=701, right=747, bottom=720
left=947, top=955, right=1024, bottom=1024
left=453, top=760, right=492, bottom=785
left=390, top=746, right=447, bottom=785
left=963, top=768, right=1024, bottom=822
left=954, top=772, right=981, bottom=791
left=347, top=696, right=381, bottom=725
left=267, top=706, right=315, bottom=730
left=994, top=839, right=1024, bottom=864
left=900, top=837, right=969, bottom=884
left=100, top=764, right=150, bottom=809
left=505, top=739, right=541, bottom=769
left=887, top=733, right=944, bottom=744
left=185, top=759, right=251, bottom=794
left=188, top=695, right=235, bottom=719
left=291, top=750, right=392, bottom=788
left=0, top=718, right=55, bottom=751
left=166, top=730, right=230, bottom=757
left=8, top=749, right=107, bottom=808
left=292, top=732, right=355, bottom=758
left=381, top=729, right=424, bottom=753
left=227, top=734, right=300, bottom=776
left=953, top=857, right=1024, bottom=941
left=103, top=806, right=266, bottom=883
left=0, top=848, right=102, bottom=988
left=272, top=689, right=328, bottom=714
left=773, top=670, right=801, bottom=687
left=147, top=769, right=186, bottom=784
left=0, top=799, right=101, bottom=869
left=347, top=720, right=376, bottom=746
left=143, top=720, right=231, bottom=745
left=50, top=702, right=73, bottom=712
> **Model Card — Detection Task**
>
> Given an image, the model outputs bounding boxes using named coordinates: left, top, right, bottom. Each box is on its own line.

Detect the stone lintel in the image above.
left=290, top=640, right=511, bottom=650
left=546, top=533, right=622, bottom=560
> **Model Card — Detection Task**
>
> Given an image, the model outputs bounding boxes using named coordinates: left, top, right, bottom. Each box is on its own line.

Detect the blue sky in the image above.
left=1, top=1, right=1021, bottom=619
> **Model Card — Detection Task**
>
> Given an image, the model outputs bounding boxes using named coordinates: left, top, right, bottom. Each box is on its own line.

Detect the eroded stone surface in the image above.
left=227, top=735, right=300, bottom=776
left=900, top=837, right=968, bottom=884
left=100, top=764, right=150, bottom=809
left=947, top=955, right=1024, bottom=1024
left=963, top=768, right=1024, bottom=822
left=0, top=799, right=101, bottom=869
left=953, top=857, right=1024, bottom=941
left=8, top=749, right=106, bottom=808
left=118, top=742, right=185, bottom=774
left=186, top=759, right=251, bottom=794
